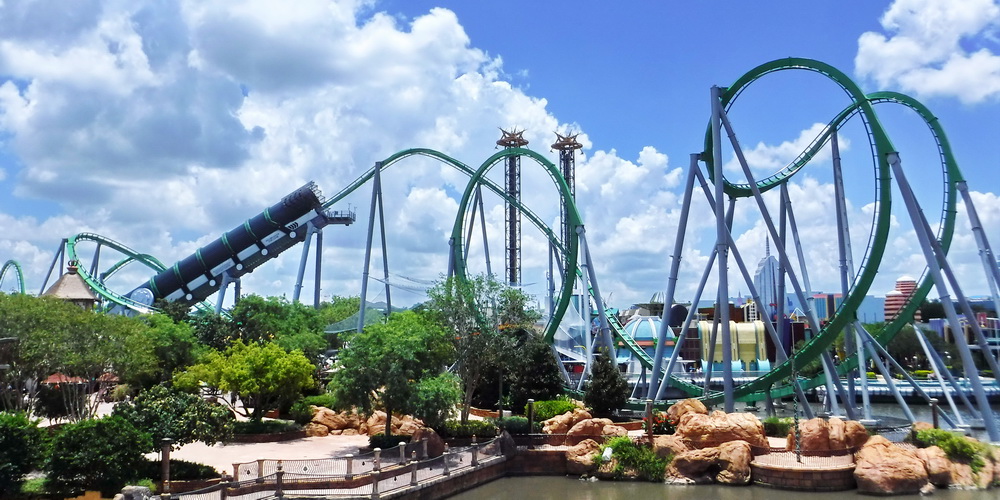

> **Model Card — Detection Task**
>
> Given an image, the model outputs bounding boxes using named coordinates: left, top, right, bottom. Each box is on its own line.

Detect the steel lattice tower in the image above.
left=552, top=133, right=582, bottom=262
left=498, top=128, right=528, bottom=285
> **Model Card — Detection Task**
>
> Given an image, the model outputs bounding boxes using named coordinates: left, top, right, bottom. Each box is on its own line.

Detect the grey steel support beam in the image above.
left=703, top=305, right=721, bottom=397
left=578, top=241, right=592, bottom=391
left=718, top=105, right=844, bottom=415
left=914, top=326, right=965, bottom=427
left=376, top=172, right=392, bottom=315
left=919, top=326, right=982, bottom=419
left=857, top=322, right=917, bottom=424
left=957, top=182, right=1000, bottom=323
left=648, top=153, right=700, bottom=399
left=292, top=222, right=316, bottom=304
left=358, top=162, right=383, bottom=332
left=314, top=230, right=323, bottom=309
left=888, top=153, right=999, bottom=441
left=89, top=244, right=102, bottom=279
left=215, top=272, right=235, bottom=315
left=711, top=86, right=735, bottom=411
left=39, top=239, right=67, bottom=295
left=579, top=229, right=615, bottom=352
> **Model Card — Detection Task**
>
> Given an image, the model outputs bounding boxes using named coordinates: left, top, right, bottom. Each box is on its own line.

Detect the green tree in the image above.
left=230, top=295, right=327, bottom=359
left=412, top=372, right=463, bottom=430
left=45, top=415, right=151, bottom=497
left=112, top=385, right=233, bottom=450
left=174, top=341, right=315, bottom=421
left=508, top=334, right=565, bottom=411
left=425, top=274, right=541, bottom=422
left=330, top=310, right=455, bottom=436
left=137, top=313, right=201, bottom=388
left=153, top=298, right=192, bottom=323
left=583, top=348, right=628, bottom=417
left=0, top=412, right=46, bottom=496
left=191, top=312, right=237, bottom=351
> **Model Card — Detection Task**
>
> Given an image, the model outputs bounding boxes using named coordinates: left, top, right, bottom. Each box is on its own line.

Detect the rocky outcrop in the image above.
left=666, top=447, right=720, bottom=484
left=653, top=434, right=689, bottom=458
left=304, top=422, right=330, bottom=437
left=854, top=435, right=929, bottom=495
left=542, top=408, right=592, bottom=434
left=410, top=428, right=446, bottom=458
left=915, top=445, right=951, bottom=487
left=715, top=440, right=752, bottom=485
left=675, top=410, right=767, bottom=449
left=565, top=439, right=602, bottom=475
left=666, top=398, right=708, bottom=422
left=309, top=407, right=424, bottom=437
left=786, top=417, right=868, bottom=451
left=114, top=486, right=153, bottom=500
left=566, top=418, right=628, bottom=438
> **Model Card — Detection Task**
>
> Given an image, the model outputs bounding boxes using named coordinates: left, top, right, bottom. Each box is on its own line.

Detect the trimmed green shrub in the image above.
left=529, top=397, right=577, bottom=421
left=112, top=385, right=234, bottom=450
left=490, top=416, right=540, bottom=435
left=45, top=415, right=152, bottom=497
left=289, top=399, right=315, bottom=425
left=138, top=458, right=219, bottom=480
left=302, top=393, right=338, bottom=410
left=914, top=428, right=990, bottom=473
left=762, top=416, right=794, bottom=437
left=596, top=436, right=669, bottom=482
left=0, top=412, right=46, bottom=497
left=439, top=419, right=497, bottom=439
left=232, top=419, right=302, bottom=435
left=369, top=433, right=411, bottom=450
left=912, top=370, right=933, bottom=380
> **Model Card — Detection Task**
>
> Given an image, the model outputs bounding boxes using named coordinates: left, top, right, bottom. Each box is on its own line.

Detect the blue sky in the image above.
left=0, top=0, right=998, bottom=311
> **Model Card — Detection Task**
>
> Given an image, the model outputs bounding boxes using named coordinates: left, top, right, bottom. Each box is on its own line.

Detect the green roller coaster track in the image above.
left=0, top=260, right=25, bottom=294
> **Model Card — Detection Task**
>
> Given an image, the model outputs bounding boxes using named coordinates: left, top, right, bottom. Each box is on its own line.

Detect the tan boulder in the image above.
left=304, top=422, right=330, bottom=437
left=396, top=419, right=422, bottom=436
left=565, top=439, right=602, bottom=475
left=666, top=398, right=708, bottom=422
left=367, top=424, right=386, bottom=436
left=341, top=428, right=357, bottom=436
left=911, top=421, right=934, bottom=434
left=311, top=407, right=349, bottom=430
left=827, top=417, right=846, bottom=449
left=915, top=445, right=952, bottom=487
left=653, top=434, right=689, bottom=459
left=949, top=462, right=976, bottom=488
left=543, top=408, right=592, bottom=434
left=844, top=420, right=869, bottom=448
left=854, top=435, right=929, bottom=495
left=411, top=428, right=446, bottom=458
left=329, top=429, right=343, bottom=435
left=786, top=417, right=830, bottom=451
left=666, top=447, right=720, bottom=483
left=976, top=458, right=994, bottom=489
left=567, top=418, right=611, bottom=436
left=601, top=424, right=628, bottom=437
left=715, top=440, right=752, bottom=485
left=676, top=410, right=767, bottom=449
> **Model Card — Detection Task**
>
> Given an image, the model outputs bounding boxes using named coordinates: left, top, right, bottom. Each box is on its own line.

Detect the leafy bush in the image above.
left=0, top=412, right=46, bottom=497
left=45, top=415, right=151, bottom=497
left=529, top=397, right=577, bottom=421
left=644, top=410, right=677, bottom=435
left=112, top=385, right=234, bottom=450
left=762, top=416, right=794, bottom=437
left=232, top=419, right=302, bottom=435
left=137, top=458, right=219, bottom=480
left=490, top=416, right=540, bottom=435
left=912, top=370, right=933, bottom=380
left=302, top=393, right=338, bottom=410
left=412, top=373, right=462, bottom=430
left=289, top=399, right=315, bottom=425
left=368, top=433, right=411, bottom=450
left=914, top=428, right=989, bottom=473
left=439, top=419, right=497, bottom=439
left=596, top=436, right=669, bottom=482
left=866, top=371, right=877, bottom=379
left=109, top=384, right=135, bottom=402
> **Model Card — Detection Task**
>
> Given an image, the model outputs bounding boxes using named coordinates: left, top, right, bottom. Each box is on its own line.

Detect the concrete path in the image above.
left=163, top=435, right=371, bottom=476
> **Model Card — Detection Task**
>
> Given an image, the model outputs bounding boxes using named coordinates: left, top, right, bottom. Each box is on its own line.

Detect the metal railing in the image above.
left=171, top=437, right=504, bottom=500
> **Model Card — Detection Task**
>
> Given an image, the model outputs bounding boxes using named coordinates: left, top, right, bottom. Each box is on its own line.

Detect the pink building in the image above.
left=884, top=275, right=919, bottom=321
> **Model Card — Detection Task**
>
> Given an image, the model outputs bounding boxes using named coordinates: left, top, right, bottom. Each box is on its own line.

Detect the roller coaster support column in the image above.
left=889, top=152, right=999, bottom=442
left=359, top=162, right=386, bottom=332
left=215, top=272, right=238, bottom=314
left=691, top=167, right=818, bottom=414
left=464, top=186, right=493, bottom=278
left=292, top=222, right=317, bottom=305
left=711, top=86, right=735, bottom=411
left=919, top=326, right=982, bottom=420
left=648, top=153, right=699, bottom=399
left=577, top=240, right=593, bottom=391
left=915, top=327, right=965, bottom=427
left=89, top=243, right=102, bottom=279
left=719, top=104, right=853, bottom=416
left=314, top=231, right=323, bottom=309
left=957, top=181, right=1000, bottom=336
left=777, top=186, right=788, bottom=358
left=579, top=228, right=614, bottom=353
left=832, top=132, right=871, bottom=421
left=39, top=238, right=68, bottom=295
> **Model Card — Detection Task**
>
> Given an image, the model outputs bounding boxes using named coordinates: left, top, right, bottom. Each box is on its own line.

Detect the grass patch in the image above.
left=596, top=436, right=670, bottom=482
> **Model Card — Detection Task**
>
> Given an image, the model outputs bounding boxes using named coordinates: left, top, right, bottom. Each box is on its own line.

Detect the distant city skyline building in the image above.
left=885, top=275, right=919, bottom=321
left=752, top=238, right=781, bottom=321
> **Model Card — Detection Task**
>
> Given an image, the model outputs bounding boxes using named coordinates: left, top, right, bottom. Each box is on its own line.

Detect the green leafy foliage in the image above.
left=112, top=385, right=234, bottom=450
left=174, top=340, right=316, bottom=421
left=411, top=373, right=462, bottom=430
left=914, top=428, right=990, bottom=473
left=507, top=335, right=565, bottom=411
left=45, top=415, right=151, bottom=497
left=303, top=393, right=338, bottom=409
left=529, top=397, right=578, bottom=421
left=330, top=310, right=455, bottom=436
left=489, top=416, right=539, bottom=435
left=439, top=419, right=498, bottom=439
left=583, top=349, right=628, bottom=417
left=644, top=410, right=677, bottom=435
left=369, top=433, right=411, bottom=450
left=0, top=412, right=46, bottom=496
left=137, top=458, right=219, bottom=480
left=136, top=314, right=201, bottom=388
left=289, top=399, right=315, bottom=425
left=230, top=295, right=328, bottom=359
left=762, top=416, right=794, bottom=437
left=232, top=419, right=303, bottom=435
left=596, top=436, right=669, bottom=482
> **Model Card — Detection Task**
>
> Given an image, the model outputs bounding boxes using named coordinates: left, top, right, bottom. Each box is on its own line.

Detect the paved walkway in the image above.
left=162, top=435, right=371, bottom=476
